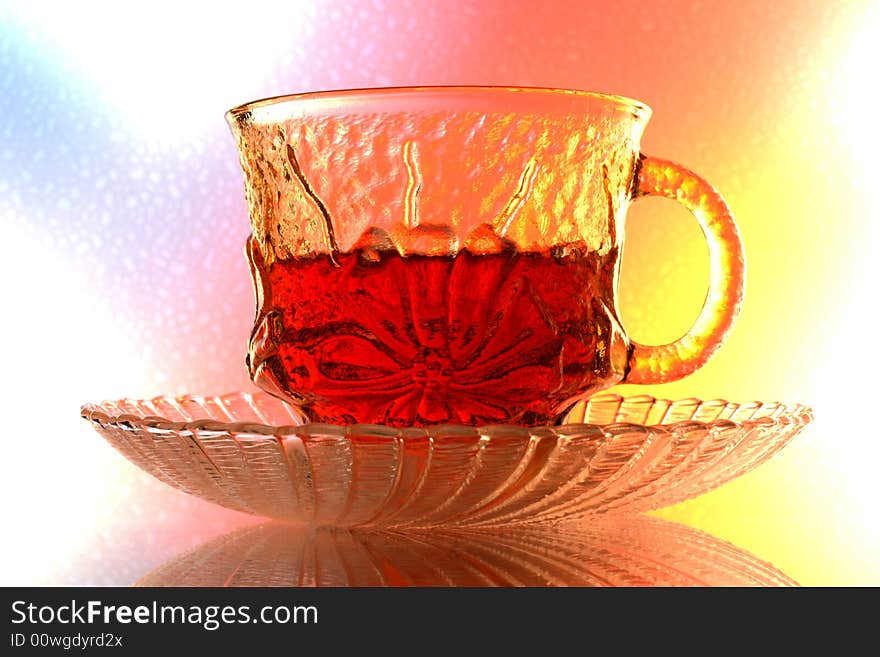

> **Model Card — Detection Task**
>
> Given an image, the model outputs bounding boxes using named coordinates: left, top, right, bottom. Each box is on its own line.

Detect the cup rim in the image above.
left=225, top=85, right=652, bottom=122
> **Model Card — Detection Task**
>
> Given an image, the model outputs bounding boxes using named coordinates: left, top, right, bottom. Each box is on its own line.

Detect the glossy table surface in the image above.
left=9, top=452, right=798, bottom=587
left=4, top=411, right=868, bottom=587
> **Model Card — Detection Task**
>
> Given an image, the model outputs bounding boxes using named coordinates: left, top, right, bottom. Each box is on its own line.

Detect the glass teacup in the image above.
left=227, top=86, right=744, bottom=427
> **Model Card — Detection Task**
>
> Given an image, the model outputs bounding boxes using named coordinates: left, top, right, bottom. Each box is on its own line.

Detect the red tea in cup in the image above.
left=247, top=238, right=625, bottom=426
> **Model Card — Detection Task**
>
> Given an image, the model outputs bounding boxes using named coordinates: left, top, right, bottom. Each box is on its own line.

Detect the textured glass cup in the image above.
left=227, top=87, right=745, bottom=426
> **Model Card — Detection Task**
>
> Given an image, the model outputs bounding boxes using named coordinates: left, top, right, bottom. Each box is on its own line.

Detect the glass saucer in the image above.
left=136, top=515, right=796, bottom=587
left=80, top=392, right=812, bottom=527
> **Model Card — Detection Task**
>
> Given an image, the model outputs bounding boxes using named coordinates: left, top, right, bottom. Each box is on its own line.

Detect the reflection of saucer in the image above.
left=136, top=515, right=796, bottom=587
left=81, top=392, right=812, bottom=526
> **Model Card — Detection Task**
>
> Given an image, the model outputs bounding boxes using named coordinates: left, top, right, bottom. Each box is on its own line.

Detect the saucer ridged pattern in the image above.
left=81, top=392, right=812, bottom=526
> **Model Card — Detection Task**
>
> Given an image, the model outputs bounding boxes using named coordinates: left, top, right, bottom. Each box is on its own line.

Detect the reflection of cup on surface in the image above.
left=135, top=516, right=795, bottom=587
left=227, top=87, right=745, bottom=427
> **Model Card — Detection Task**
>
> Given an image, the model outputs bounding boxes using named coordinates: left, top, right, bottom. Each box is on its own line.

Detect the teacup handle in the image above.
left=623, top=155, right=745, bottom=384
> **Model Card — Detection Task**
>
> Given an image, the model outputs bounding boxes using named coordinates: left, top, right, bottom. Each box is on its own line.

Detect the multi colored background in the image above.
left=1, top=0, right=877, bottom=585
